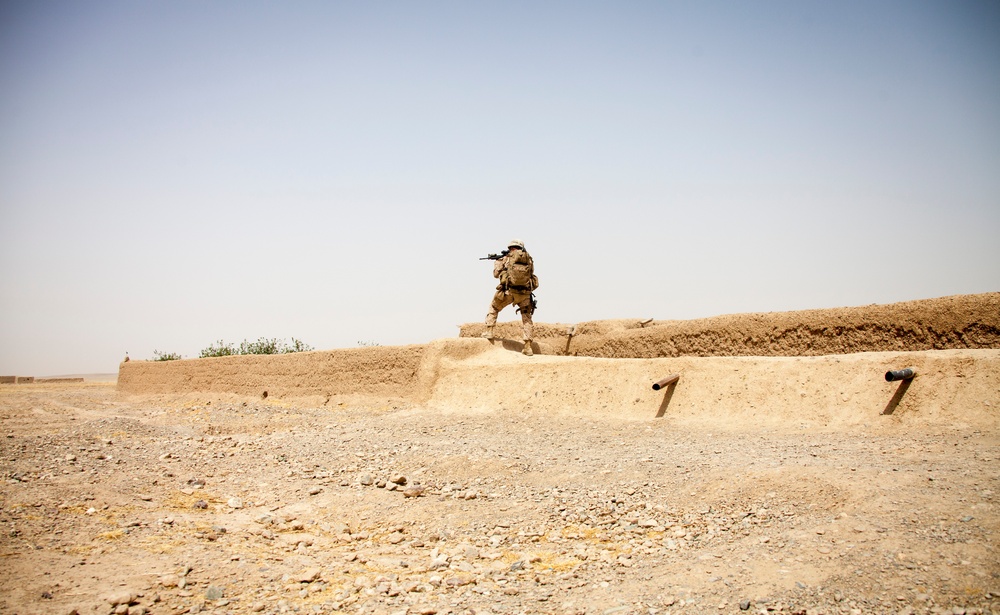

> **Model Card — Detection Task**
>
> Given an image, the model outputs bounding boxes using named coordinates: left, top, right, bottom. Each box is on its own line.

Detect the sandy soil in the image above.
left=2, top=294, right=999, bottom=615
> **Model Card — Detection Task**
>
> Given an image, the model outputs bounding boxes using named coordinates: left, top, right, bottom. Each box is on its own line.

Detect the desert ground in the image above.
left=2, top=294, right=998, bottom=615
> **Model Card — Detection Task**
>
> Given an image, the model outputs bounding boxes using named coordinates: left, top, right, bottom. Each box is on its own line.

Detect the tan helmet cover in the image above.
left=508, top=239, right=525, bottom=250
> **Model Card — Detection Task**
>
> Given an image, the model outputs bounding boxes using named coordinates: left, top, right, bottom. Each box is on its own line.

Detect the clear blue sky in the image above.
left=1, top=1, right=998, bottom=376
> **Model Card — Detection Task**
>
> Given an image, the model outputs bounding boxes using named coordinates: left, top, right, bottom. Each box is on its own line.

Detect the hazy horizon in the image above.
left=2, top=1, right=998, bottom=376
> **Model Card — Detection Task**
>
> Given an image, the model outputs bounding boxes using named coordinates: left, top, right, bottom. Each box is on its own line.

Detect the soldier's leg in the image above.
left=519, top=306, right=533, bottom=341
left=514, top=293, right=535, bottom=355
left=483, top=290, right=513, bottom=339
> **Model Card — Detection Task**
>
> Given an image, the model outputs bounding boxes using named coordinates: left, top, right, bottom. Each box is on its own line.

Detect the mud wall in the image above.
left=424, top=346, right=1000, bottom=430
left=117, top=344, right=428, bottom=401
left=118, top=337, right=1000, bottom=430
left=117, top=294, right=1000, bottom=429
left=458, top=293, right=1000, bottom=358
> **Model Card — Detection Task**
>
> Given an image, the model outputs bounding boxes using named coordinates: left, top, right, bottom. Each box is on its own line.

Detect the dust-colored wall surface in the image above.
left=424, top=344, right=1000, bottom=429
left=118, top=344, right=429, bottom=402
left=118, top=294, right=1000, bottom=429
left=459, top=292, right=1000, bottom=357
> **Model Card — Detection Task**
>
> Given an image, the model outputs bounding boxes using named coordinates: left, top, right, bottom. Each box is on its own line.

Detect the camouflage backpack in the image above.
left=505, top=250, right=537, bottom=290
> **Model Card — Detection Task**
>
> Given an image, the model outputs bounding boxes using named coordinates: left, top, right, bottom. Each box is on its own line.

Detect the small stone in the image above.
left=462, top=545, right=479, bottom=560
left=358, top=473, right=374, bottom=486
left=192, top=500, right=207, bottom=510
left=308, top=487, right=322, bottom=495
left=297, top=568, right=322, bottom=583
left=227, top=497, right=243, bottom=509
left=429, top=555, right=449, bottom=569
left=387, top=532, right=405, bottom=544
left=390, top=475, right=408, bottom=485
left=105, top=591, right=134, bottom=607
left=445, top=575, right=473, bottom=587
left=205, top=586, right=224, bottom=601
left=403, top=485, right=425, bottom=498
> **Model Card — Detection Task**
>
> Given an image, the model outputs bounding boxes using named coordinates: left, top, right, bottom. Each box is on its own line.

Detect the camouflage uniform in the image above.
left=483, top=241, right=536, bottom=355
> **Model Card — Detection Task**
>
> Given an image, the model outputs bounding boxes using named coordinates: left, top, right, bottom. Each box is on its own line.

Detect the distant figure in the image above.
left=124, top=352, right=130, bottom=362
left=482, top=239, right=539, bottom=356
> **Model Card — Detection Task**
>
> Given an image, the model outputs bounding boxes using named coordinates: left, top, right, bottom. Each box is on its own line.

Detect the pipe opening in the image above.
left=884, top=368, right=916, bottom=382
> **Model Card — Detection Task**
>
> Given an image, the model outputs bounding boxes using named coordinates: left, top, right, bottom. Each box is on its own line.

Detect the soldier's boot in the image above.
left=522, top=340, right=533, bottom=356
left=481, top=326, right=495, bottom=341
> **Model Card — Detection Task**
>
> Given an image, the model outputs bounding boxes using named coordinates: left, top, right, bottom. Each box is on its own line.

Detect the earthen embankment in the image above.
left=117, top=343, right=428, bottom=402
left=117, top=293, right=1000, bottom=429
left=458, top=292, right=1000, bottom=358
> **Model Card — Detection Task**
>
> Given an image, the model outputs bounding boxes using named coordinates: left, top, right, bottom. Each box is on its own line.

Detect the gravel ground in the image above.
left=1, top=383, right=998, bottom=615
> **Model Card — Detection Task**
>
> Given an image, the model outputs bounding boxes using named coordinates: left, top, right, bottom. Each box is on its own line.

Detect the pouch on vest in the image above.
left=506, top=251, right=534, bottom=289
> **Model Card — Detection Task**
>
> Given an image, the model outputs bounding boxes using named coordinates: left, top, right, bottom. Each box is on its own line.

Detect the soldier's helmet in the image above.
left=508, top=239, right=525, bottom=250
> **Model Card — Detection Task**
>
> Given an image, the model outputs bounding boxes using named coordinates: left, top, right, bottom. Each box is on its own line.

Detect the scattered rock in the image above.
left=105, top=591, right=134, bottom=607
left=296, top=568, right=322, bottom=583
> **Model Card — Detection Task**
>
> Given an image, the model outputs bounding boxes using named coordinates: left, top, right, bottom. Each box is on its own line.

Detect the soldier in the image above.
left=482, top=239, right=539, bottom=356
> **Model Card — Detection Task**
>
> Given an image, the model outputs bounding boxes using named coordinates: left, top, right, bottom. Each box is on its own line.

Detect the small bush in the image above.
left=200, top=340, right=237, bottom=358
left=357, top=340, right=381, bottom=347
left=239, top=338, right=282, bottom=355
left=199, top=338, right=314, bottom=358
left=285, top=338, right=313, bottom=353
left=152, top=350, right=182, bottom=361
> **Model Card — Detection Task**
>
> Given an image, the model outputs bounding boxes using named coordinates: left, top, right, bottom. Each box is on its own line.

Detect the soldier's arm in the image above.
left=493, top=257, right=506, bottom=279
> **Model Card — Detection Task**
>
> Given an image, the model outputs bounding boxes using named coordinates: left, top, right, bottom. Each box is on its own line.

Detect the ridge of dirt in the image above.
left=459, top=292, right=1000, bottom=357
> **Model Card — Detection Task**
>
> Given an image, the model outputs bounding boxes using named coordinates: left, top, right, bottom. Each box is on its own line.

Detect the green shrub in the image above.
left=285, top=338, right=313, bottom=353
left=152, top=350, right=182, bottom=361
left=200, top=340, right=237, bottom=358
left=199, top=338, right=314, bottom=358
left=239, top=338, right=281, bottom=355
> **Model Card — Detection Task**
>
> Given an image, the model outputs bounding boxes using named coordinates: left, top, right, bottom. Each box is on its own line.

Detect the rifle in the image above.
left=479, top=249, right=509, bottom=261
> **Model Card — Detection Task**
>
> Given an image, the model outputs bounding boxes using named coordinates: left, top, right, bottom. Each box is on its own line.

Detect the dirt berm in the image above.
left=118, top=293, right=1000, bottom=429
